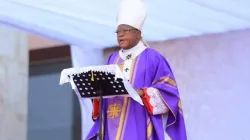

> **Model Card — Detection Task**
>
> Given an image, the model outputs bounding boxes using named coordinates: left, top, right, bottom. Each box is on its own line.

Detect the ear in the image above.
left=136, top=30, right=142, bottom=39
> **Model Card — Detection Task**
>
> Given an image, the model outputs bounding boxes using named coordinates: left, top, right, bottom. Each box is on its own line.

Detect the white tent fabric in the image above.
left=0, top=0, right=250, bottom=49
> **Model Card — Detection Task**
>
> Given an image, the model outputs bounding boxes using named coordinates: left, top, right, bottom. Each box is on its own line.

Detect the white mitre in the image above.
left=117, top=0, right=149, bottom=47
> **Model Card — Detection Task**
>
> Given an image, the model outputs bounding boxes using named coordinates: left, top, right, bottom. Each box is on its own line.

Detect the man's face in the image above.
left=116, top=24, right=141, bottom=49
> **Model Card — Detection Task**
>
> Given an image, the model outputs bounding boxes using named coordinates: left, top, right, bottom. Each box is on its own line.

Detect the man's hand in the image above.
left=135, top=89, right=144, bottom=96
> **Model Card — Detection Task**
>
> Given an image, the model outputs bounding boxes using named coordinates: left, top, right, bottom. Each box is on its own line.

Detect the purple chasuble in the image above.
left=86, top=48, right=187, bottom=140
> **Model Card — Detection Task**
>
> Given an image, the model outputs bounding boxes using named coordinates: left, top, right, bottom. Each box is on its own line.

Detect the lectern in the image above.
left=59, top=64, right=143, bottom=140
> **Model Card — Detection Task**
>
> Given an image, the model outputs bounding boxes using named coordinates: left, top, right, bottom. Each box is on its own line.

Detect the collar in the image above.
left=119, top=41, right=147, bottom=60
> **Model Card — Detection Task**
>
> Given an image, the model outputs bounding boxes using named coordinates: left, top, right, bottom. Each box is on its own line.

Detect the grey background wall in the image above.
left=0, top=25, right=28, bottom=140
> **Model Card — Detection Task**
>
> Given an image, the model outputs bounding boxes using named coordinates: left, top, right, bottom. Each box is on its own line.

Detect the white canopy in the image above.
left=0, top=0, right=250, bottom=48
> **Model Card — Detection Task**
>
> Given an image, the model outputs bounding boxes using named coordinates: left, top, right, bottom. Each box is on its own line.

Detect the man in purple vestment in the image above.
left=86, top=0, right=187, bottom=139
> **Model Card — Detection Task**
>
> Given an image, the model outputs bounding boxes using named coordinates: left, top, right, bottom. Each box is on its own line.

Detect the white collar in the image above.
left=119, top=41, right=147, bottom=60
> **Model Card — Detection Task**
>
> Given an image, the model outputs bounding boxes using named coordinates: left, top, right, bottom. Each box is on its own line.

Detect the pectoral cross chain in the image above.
left=126, top=54, right=132, bottom=60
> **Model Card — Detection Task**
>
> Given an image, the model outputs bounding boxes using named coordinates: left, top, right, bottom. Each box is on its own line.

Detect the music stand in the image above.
left=59, top=64, right=143, bottom=140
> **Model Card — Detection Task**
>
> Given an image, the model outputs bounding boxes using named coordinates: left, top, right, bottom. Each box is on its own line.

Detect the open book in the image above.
left=59, top=64, right=143, bottom=105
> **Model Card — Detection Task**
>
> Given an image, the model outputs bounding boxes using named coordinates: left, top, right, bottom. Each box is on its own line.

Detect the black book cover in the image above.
left=72, top=71, right=128, bottom=98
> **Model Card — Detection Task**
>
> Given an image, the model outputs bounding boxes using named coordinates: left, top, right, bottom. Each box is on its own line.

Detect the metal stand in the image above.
left=97, top=89, right=103, bottom=140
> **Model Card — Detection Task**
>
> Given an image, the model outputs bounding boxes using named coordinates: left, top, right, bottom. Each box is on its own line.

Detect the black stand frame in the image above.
left=97, top=89, right=103, bottom=140
left=90, top=79, right=104, bottom=140
left=70, top=71, right=128, bottom=140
